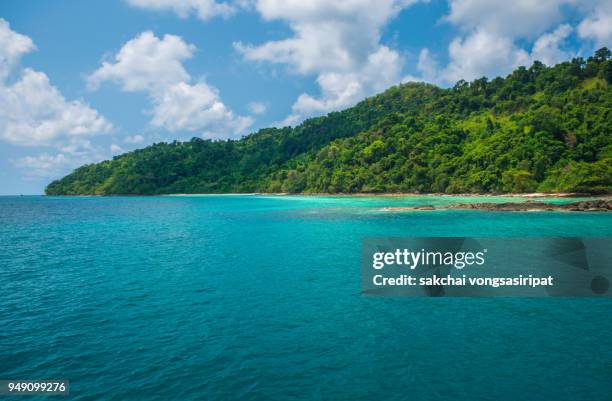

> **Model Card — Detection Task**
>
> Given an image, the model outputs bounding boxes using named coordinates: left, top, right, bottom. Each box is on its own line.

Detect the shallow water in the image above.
left=1, top=195, right=611, bottom=400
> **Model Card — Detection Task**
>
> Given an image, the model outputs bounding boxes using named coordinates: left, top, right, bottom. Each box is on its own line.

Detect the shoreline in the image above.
left=40, top=192, right=612, bottom=199
left=31, top=193, right=612, bottom=211
left=164, top=192, right=609, bottom=198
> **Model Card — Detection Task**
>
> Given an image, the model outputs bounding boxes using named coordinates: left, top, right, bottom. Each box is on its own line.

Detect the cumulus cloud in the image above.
left=150, top=81, right=253, bottom=135
left=414, top=48, right=439, bottom=83
left=124, top=134, right=145, bottom=144
left=289, top=46, right=402, bottom=118
left=0, top=69, right=111, bottom=146
left=247, top=101, right=267, bottom=115
left=126, top=0, right=235, bottom=20
left=12, top=137, right=106, bottom=179
left=89, top=31, right=252, bottom=138
left=87, top=31, right=194, bottom=93
left=442, top=29, right=530, bottom=83
left=577, top=1, right=612, bottom=47
left=0, top=19, right=111, bottom=151
left=410, top=1, right=579, bottom=85
left=531, top=24, right=574, bottom=66
left=12, top=153, right=74, bottom=179
left=0, top=19, right=111, bottom=181
left=0, top=19, right=35, bottom=80
left=110, top=143, right=124, bottom=154
left=445, top=0, right=571, bottom=39
left=235, top=0, right=422, bottom=125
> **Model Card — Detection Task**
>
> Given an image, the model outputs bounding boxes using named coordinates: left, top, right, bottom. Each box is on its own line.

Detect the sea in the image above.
left=1, top=195, right=611, bottom=401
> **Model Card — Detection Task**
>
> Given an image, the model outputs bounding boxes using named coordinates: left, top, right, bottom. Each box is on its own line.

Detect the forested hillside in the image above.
left=46, top=49, right=612, bottom=195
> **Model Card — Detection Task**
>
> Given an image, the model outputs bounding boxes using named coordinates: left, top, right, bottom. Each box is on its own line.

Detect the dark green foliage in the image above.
left=46, top=49, right=612, bottom=195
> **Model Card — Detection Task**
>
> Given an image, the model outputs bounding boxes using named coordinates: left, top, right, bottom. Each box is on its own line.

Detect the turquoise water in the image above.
left=1, top=195, right=611, bottom=401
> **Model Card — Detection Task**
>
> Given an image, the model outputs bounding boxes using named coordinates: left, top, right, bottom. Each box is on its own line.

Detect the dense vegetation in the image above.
left=46, top=49, right=612, bottom=195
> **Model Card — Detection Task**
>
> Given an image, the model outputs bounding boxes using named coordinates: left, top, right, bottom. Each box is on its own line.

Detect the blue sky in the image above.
left=0, top=0, right=610, bottom=194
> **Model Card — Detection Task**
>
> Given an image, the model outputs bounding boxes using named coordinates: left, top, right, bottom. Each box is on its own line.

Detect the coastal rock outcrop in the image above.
left=446, top=199, right=611, bottom=212
left=383, top=199, right=612, bottom=212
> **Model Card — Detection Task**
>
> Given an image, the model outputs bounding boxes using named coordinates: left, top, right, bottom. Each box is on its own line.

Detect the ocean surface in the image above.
left=1, top=195, right=611, bottom=401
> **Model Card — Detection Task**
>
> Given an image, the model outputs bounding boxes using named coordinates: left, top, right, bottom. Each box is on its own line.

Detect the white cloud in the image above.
left=531, top=24, right=573, bottom=66
left=0, top=19, right=111, bottom=150
left=445, top=0, right=573, bottom=39
left=235, top=0, right=422, bottom=125
left=415, top=48, right=439, bottom=83
left=0, top=69, right=111, bottom=146
left=110, top=143, right=124, bottom=154
left=577, top=1, right=612, bottom=47
left=12, top=140, right=107, bottom=180
left=150, top=81, right=253, bottom=136
left=401, top=48, right=439, bottom=84
left=89, top=31, right=252, bottom=138
left=124, top=134, right=145, bottom=144
left=442, top=29, right=530, bottom=83
left=126, top=0, right=235, bottom=20
left=289, top=46, right=405, bottom=117
left=248, top=101, right=267, bottom=114
left=87, top=31, right=194, bottom=93
left=292, top=72, right=363, bottom=116
left=409, top=1, right=578, bottom=85
left=57, top=137, right=97, bottom=155
left=0, top=19, right=35, bottom=80
left=287, top=48, right=402, bottom=122
left=12, top=153, right=74, bottom=179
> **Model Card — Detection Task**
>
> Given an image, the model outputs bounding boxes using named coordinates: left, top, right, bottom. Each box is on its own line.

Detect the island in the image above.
left=46, top=49, right=612, bottom=197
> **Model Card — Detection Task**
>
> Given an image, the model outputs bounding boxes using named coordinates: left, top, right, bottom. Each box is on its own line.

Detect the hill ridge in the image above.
left=46, top=49, right=612, bottom=195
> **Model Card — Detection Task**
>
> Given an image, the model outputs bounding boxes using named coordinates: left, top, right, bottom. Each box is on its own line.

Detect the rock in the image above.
left=446, top=199, right=611, bottom=212
left=383, top=205, right=436, bottom=211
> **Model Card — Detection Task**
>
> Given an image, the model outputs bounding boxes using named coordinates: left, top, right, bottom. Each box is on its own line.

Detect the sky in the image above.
left=0, top=0, right=610, bottom=194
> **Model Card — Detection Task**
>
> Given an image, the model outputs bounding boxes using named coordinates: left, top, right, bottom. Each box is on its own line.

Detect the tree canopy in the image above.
left=46, top=49, right=612, bottom=195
